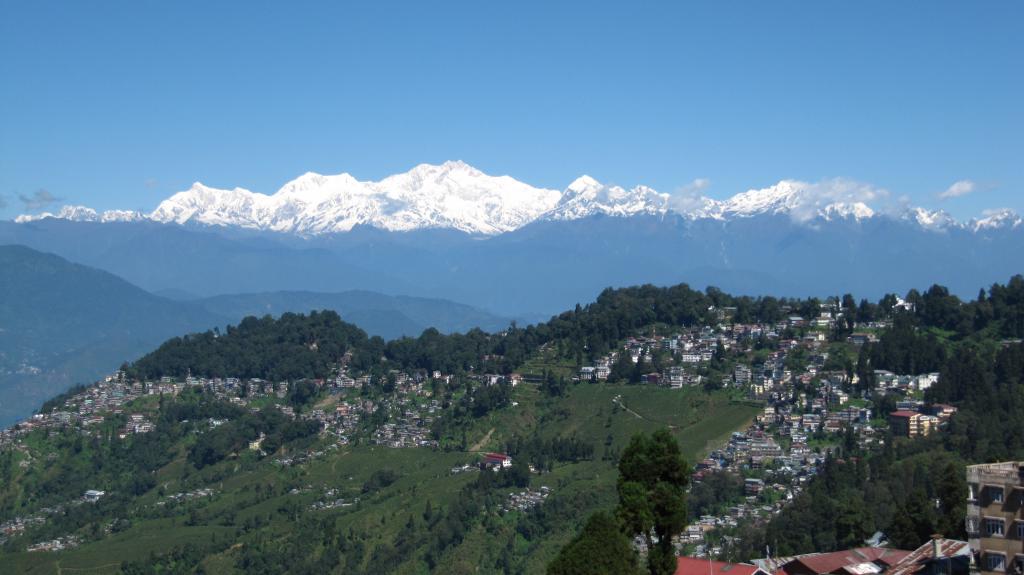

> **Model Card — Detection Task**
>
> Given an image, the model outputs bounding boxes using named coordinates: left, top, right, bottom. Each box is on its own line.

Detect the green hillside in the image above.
left=0, top=382, right=758, bottom=574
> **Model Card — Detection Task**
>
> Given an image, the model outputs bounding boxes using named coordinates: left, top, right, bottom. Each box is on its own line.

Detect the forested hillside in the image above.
left=4, top=276, right=1024, bottom=574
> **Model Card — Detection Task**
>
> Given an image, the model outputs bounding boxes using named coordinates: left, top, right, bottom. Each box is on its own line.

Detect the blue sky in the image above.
left=1, top=1, right=1021, bottom=220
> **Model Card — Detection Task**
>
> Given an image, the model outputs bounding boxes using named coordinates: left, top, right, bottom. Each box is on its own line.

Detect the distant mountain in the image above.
left=14, top=161, right=1021, bottom=236
left=0, top=245, right=224, bottom=427
left=3, top=206, right=1023, bottom=319
left=4, top=162, right=1022, bottom=318
left=193, top=290, right=512, bottom=341
left=0, top=245, right=515, bottom=425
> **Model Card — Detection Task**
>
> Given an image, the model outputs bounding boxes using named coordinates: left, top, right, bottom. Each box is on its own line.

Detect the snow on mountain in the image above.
left=10, top=162, right=1014, bottom=235
left=716, top=180, right=804, bottom=217
left=14, top=205, right=144, bottom=224
left=901, top=207, right=958, bottom=231
left=818, top=202, right=875, bottom=221
left=972, top=208, right=1022, bottom=231
left=712, top=180, right=878, bottom=222
left=148, top=161, right=562, bottom=235
left=544, top=176, right=670, bottom=221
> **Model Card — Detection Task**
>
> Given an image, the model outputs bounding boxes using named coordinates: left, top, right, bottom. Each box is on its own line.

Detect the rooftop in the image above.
left=676, top=557, right=765, bottom=575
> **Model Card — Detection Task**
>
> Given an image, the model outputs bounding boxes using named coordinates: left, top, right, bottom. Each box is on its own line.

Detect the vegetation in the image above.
left=6, top=276, right=1024, bottom=572
left=720, top=278, right=1024, bottom=560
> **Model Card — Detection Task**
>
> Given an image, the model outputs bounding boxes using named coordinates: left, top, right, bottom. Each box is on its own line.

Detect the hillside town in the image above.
left=0, top=296, right=999, bottom=568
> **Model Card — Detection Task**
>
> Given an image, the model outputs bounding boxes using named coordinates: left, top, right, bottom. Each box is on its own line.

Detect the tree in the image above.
left=617, top=429, right=689, bottom=575
left=547, top=511, right=641, bottom=575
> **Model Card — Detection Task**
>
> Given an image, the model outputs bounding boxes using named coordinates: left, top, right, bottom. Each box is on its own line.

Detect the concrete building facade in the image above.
left=966, top=462, right=1024, bottom=574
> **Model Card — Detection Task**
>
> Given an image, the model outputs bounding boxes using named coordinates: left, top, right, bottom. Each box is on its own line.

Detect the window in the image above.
left=991, top=487, right=1005, bottom=504
left=1017, top=521, right=1024, bottom=539
left=986, top=518, right=1005, bottom=537
left=987, top=553, right=1006, bottom=572
left=966, top=518, right=979, bottom=534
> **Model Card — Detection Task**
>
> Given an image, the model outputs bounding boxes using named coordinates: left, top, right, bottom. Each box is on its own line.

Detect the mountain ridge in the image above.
left=14, top=162, right=1019, bottom=236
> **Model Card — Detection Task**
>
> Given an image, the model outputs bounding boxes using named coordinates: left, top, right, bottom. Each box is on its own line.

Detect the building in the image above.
left=966, top=462, right=1024, bottom=574
left=675, top=557, right=768, bottom=575
left=778, top=548, right=912, bottom=575
left=483, top=452, right=512, bottom=469
left=889, top=411, right=936, bottom=437
left=83, top=490, right=105, bottom=502
left=885, top=537, right=971, bottom=575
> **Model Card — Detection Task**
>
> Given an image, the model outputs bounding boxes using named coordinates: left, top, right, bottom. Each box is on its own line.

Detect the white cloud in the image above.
left=791, top=179, right=889, bottom=221
left=938, top=179, right=977, bottom=200
left=669, top=178, right=712, bottom=212
left=678, top=177, right=710, bottom=195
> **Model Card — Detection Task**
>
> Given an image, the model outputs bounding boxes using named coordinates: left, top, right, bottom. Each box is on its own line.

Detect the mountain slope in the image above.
left=3, top=210, right=1023, bottom=320
left=0, top=245, right=519, bottom=424
left=193, top=290, right=512, bottom=340
left=0, top=244, right=225, bottom=427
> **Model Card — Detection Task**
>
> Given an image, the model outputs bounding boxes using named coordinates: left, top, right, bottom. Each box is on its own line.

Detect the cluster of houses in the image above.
left=155, top=488, right=214, bottom=507
left=26, top=534, right=81, bottom=553
left=502, top=486, right=550, bottom=513
left=0, top=488, right=107, bottom=547
left=309, top=488, right=358, bottom=512
left=681, top=422, right=823, bottom=551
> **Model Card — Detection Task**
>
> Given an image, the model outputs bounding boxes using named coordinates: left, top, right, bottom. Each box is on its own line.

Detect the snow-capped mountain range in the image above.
left=13, top=161, right=1020, bottom=235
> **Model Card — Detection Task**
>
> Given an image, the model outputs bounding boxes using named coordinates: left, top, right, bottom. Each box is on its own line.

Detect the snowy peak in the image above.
left=718, top=180, right=804, bottom=217
left=15, top=205, right=143, bottom=224
left=818, top=202, right=875, bottom=221
left=546, top=176, right=669, bottom=221
left=713, top=180, right=878, bottom=222
left=901, top=207, right=957, bottom=231
left=972, top=208, right=1022, bottom=231
left=11, top=163, right=1018, bottom=235
left=148, top=162, right=562, bottom=235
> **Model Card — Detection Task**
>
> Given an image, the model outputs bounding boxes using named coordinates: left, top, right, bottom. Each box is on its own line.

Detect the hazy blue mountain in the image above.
left=193, top=290, right=512, bottom=340
left=2, top=213, right=1023, bottom=319
left=0, top=219, right=418, bottom=297
left=0, top=245, right=516, bottom=425
left=0, top=245, right=225, bottom=427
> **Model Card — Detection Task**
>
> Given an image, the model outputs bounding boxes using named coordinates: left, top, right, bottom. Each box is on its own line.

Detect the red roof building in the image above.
left=482, top=452, right=512, bottom=468
left=676, top=557, right=769, bottom=575
left=781, top=548, right=912, bottom=575
left=884, top=538, right=971, bottom=575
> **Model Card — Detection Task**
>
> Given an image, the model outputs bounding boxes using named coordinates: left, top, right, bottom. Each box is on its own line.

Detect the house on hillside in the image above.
left=482, top=452, right=512, bottom=470
left=885, top=537, right=971, bottom=575
left=674, top=557, right=768, bottom=575
left=777, top=547, right=912, bottom=575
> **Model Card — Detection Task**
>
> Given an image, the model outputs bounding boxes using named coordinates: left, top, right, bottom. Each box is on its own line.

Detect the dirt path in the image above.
left=56, top=562, right=123, bottom=574
left=612, top=395, right=678, bottom=430
left=469, top=427, right=495, bottom=452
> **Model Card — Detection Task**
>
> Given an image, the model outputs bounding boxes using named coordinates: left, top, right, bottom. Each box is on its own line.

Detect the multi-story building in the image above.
left=966, top=462, right=1024, bottom=574
left=889, top=410, right=937, bottom=437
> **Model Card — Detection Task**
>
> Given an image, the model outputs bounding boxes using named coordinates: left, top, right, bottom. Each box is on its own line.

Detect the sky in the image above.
left=1, top=1, right=1021, bottom=221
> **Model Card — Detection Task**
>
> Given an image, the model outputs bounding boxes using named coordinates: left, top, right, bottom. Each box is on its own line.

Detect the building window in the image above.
left=987, top=553, right=1006, bottom=572
left=991, top=487, right=1005, bottom=504
left=967, top=518, right=979, bottom=534
left=986, top=518, right=1005, bottom=537
left=1017, top=521, right=1024, bottom=539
